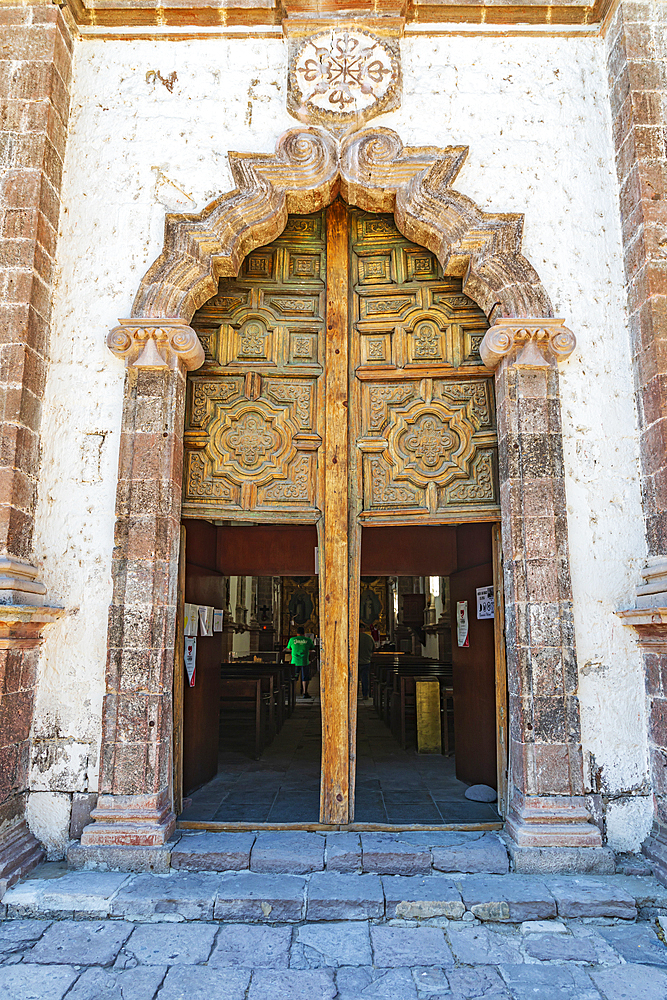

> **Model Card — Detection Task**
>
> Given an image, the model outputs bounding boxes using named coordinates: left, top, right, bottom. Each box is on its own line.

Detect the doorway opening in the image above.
left=175, top=201, right=506, bottom=828
left=179, top=520, right=323, bottom=823
left=354, top=522, right=503, bottom=825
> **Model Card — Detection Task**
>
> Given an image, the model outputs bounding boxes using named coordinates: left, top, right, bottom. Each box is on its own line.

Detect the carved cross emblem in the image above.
left=298, top=32, right=391, bottom=112
left=288, top=28, right=401, bottom=131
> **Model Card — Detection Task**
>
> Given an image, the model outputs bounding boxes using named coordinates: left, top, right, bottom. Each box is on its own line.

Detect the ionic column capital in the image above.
left=107, top=319, right=205, bottom=372
left=480, top=318, right=576, bottom=371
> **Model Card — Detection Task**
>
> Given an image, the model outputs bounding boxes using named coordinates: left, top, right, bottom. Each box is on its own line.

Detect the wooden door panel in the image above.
left=184, top=210, right=327, bottom=522
left=450, top=559, right=497, bottom=788
left=349, top=209, right=500, bottom=526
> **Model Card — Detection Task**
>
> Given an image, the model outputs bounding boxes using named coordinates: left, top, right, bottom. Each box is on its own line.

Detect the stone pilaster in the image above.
left=482, top=319, right=614, bottom=873
left=0, top=2, right=72, bottom=883
left=80, top=322, right=203, bottom=850
left=605, top=2, right=667, bottom=881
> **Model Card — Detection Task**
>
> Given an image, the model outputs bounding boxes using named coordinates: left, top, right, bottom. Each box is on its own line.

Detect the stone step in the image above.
left=68, top=830, right=512, bottom=877
left=3, top=866, right=667, bottom=925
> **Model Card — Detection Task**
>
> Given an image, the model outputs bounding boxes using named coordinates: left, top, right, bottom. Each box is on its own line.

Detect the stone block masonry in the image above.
left=606, top=1, right=667, bottom=885
left=0, top=1, right=72, bottom=888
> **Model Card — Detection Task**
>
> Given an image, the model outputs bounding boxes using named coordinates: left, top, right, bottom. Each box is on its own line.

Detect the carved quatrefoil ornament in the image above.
left=288, top=28, right=401, bottom=134
left=387, top=398, right=479, bottom=489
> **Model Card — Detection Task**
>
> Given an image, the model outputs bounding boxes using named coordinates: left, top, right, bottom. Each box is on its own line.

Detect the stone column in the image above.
left=482, top=320, right=614, bottom=873
left=0, top=3, right=72, bottom=883
left=78, top=321, right=203, bottom=856
left=606, top=2, right=667, bottom=881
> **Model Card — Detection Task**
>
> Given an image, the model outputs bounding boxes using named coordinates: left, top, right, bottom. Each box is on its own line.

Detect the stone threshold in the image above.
left=177, top=821, right=504, bottom=833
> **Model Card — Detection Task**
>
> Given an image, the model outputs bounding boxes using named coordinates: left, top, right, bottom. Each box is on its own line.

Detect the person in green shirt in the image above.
left=286, top=627, right=315, bottom=699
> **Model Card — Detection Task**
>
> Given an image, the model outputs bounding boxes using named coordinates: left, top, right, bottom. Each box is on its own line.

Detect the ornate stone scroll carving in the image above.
left=288, top=27, right=401, bottom=133
left=480, top=318, right=576, bottom=370
left=107, top=320, right=205, bottom=371
left=129, top=127, right=553, bottom=327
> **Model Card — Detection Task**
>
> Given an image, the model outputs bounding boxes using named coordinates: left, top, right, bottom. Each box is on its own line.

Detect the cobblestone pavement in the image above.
left=2, top=911, right=667, bottom=999
left=3, top=847, right=667, bottom=999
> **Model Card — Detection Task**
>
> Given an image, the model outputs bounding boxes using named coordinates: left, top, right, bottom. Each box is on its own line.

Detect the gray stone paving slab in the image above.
left=371, top=925, right=454, bottom=967
left=0, top=918, right=51, bottom=954
left=24, top=919, right=132, bottom=965
left=170, top=832, right=255, bottom=871
left=447, top=924, right=524, bottom=965
left=607, top=874, right=667, bottom=914
left=325, top=833, right=362, bottom=872
left=121, top=922, right=217, bottom=964
left=251, top=832, right=325, bottom=874
left=597, top=923, right=667, bottom=966
left=499, top=964, right=601, bottom=1000
left=362, top=835, right=431, bottom=875
left=412, top=966, right=451, bottom=996
left=38, top=871, right=131, bottom=917
left=0, top=963, right=79, bottom=1000
left=383, top=874, right=464, bottom=920
left=336, top=966, right=417, bottom=1000
left=292, top=921, right=372, bottom=968
left=591, top=963, right=667, bottom=1000
left=545, top=876, right=637, bottom=919
left=65, top=965, right=167, bottom=1000
left=156, top=965, right=250, bottom=1000
left=3, top=879, right=50, bottom=917
left=523, top=932, right=599, bottom=963
left=458, top=876, right=556, bottom=922
left=110, top=873, right=219, bottom=920
left=209, top=923, right=291, bottom=966
left=432, top=834, right=509, bottom=875
left=247, top=968, right=337, bottom=999
left=447, top=966, right=511, bottom=998
left=306, top=872, right=384, bottom=920
left=213, top=871, right=306, bottom=921
left=400, top=832, right=484, bottom=849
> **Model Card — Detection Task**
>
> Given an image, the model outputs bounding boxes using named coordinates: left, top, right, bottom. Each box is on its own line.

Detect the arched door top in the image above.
left=132, top=127, right=554, bottom=325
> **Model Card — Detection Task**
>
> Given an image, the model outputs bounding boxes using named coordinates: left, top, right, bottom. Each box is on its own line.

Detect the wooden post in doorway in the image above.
left=320, top=201, right=351, bottom=824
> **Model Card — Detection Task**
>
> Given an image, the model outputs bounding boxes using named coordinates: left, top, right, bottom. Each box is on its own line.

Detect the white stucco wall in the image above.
left=32, top=30, right=650, bottom=850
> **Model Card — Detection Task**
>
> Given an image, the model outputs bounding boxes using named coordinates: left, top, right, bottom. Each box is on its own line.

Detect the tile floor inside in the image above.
left=179, top=699, right=501, bottom=825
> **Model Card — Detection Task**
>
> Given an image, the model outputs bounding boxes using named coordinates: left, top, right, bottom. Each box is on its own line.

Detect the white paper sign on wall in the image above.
left=184, top=636, right=197, bottom=687
left=456, top=601, right=469, bottom=647
left=213, top=609, right=223, bottom=632
left=476, top=586, right=495, bottom=620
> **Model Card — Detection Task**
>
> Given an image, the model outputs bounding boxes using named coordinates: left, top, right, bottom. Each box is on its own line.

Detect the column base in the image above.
left=0, top=818, right=45, bottom=894
left=642, top=822, right=667, bottom=887
left=80, top=790, right=176, bottom=848
left=504, top=794, right=615, bottom=873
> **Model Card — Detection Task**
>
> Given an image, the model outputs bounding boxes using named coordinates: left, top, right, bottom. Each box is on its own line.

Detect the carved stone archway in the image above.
left=79, top=127, right=613, bottom=873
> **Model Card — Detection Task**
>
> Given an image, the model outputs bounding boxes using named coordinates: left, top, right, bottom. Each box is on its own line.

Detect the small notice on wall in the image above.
left=476, top=586, right=495, bottom=620
left=184, top=604, right=198, bottom=637
left=184, top=636, right=197, bottom=687
left=198, top=605, right=214, bottom=636
left=213, top=609, right=223, bottom=632
left=456, top=601, right=469, bottom=647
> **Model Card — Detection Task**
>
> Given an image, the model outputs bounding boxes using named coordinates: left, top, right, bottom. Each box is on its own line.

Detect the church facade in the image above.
left=1, top=0, right=667, bottom=881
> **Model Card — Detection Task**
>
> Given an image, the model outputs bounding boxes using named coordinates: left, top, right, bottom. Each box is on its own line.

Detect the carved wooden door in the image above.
left=184, top=202, right=499, bottom=825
